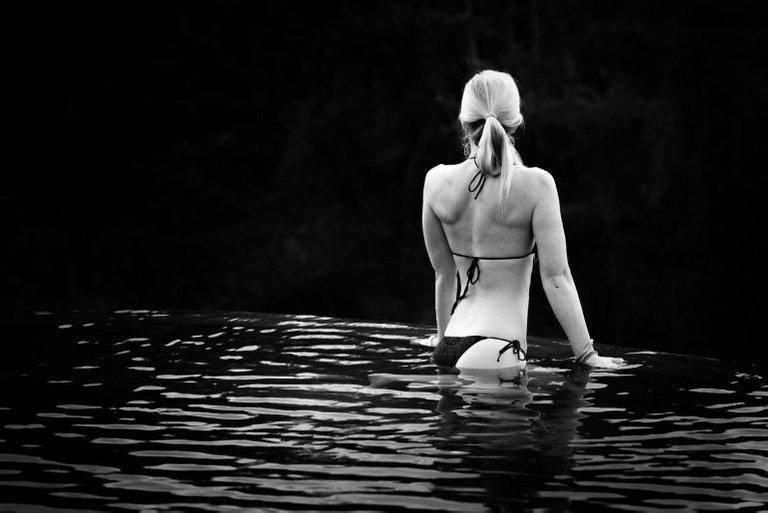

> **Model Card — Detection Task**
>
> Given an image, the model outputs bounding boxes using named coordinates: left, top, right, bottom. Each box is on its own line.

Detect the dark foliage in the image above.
left=5, top=1, right=766, bottom=361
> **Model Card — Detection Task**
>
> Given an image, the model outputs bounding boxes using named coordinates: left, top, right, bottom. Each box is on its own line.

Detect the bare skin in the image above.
left=422, top=149, right=624, bottom=369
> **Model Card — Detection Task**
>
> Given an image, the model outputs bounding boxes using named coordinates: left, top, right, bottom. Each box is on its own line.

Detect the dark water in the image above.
left=1, top=311, right=767, bottom=512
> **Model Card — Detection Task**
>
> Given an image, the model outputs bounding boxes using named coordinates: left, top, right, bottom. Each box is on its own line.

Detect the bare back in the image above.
left=424, top=160, right=548, bottom=344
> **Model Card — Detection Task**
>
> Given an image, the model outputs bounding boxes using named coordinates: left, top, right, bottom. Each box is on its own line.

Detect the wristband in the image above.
left=575, top=339, right=596, bottom=365
left=576, top=349, right=597, bottom=365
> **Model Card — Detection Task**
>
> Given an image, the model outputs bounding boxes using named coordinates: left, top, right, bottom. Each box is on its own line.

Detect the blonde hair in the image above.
left=459, top=70, right=524, bottom=219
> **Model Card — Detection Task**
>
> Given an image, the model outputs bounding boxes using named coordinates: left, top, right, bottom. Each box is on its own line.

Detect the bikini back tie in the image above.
left=449, top=248, right=536, bottom=314
left=451, top=257, right=480, bottom=315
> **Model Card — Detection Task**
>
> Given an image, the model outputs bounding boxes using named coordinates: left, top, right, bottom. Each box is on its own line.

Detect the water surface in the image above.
left=1, top=311, right=767, bottom=511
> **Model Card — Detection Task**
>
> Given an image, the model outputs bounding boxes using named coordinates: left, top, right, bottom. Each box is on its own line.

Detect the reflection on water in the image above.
left=1, top=310, right=767, bottom=511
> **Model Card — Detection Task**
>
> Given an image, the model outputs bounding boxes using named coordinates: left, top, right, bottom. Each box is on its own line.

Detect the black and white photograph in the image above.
left=3, top=1, right=767, bottom=511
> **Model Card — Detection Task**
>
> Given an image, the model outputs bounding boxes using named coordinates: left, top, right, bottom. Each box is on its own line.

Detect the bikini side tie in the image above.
left=497, top=339, right=526, bottom=362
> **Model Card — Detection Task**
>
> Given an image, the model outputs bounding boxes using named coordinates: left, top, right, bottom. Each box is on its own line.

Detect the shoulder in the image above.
left=423, top=164, right=443, bottom=198
left=424, top=162, right=462, bottom=193
left=521, top=166, right=555, bottom=187
left=520, top=166, right=557, bottom=198
left=424, top=163, right=445, bottom=184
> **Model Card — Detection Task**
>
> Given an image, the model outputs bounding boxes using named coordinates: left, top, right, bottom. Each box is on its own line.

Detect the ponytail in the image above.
left=474, top=115, right=524, bottom=219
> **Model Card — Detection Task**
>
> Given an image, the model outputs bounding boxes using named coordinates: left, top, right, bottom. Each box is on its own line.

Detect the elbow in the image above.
left=432, top=257, right=457, bottom=282
left=434, top=266, right=456, bottom=285
left=541, top=267, right=572, bottom=290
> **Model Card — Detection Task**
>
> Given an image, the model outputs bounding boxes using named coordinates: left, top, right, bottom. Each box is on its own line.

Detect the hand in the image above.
left=583, top=353, right=625, bottom=369
left=427, top=334, right=440, bottom=347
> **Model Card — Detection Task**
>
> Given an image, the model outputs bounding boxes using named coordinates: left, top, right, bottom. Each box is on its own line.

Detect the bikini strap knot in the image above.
left=468, top=156, right=487, bottom=199
left=450, top=256, right=481, bottom=315
left=497, top=339, right=526, bottom=362
left=468, top=168, right=486, bottom=199
left=466, top=257, right=480, bottom=285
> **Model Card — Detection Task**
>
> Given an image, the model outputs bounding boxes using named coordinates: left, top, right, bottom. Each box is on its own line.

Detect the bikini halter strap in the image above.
left=468, top=156, right=486, bottom=199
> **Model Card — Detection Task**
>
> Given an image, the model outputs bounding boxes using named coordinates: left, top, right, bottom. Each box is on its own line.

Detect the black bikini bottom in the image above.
left=432, top=336, right=526, bottom=368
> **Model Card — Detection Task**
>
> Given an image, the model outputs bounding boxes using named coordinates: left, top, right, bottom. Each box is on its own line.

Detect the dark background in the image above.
left=5, top=1, right=766, bottom=362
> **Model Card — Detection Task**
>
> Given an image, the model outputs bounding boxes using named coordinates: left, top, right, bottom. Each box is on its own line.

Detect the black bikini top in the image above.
left=450, top=158, right=537, bottom=315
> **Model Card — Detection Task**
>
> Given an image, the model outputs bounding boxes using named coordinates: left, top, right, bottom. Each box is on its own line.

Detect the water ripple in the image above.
left=1, top=311, right=767, bottom=511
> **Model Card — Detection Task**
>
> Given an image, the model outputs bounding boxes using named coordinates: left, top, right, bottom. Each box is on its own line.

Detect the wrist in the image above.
left=574, top=339, right=596, bottom=365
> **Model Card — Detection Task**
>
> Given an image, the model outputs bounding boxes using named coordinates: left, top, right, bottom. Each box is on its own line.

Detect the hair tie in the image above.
left=486, top=113, right=496, bottom=120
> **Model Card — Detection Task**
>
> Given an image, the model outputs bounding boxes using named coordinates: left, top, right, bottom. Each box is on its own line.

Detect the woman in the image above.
left=422, top=70, right=624, bottom=372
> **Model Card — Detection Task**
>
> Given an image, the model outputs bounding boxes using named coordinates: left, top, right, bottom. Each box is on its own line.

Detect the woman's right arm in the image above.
left=422, top=167, right=456, bottom=341
left=531, top=169, right=623, bottom=369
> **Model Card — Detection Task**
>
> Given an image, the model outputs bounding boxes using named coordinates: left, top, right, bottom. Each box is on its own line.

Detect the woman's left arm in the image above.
left=422, top=167, right=456, bottom=340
